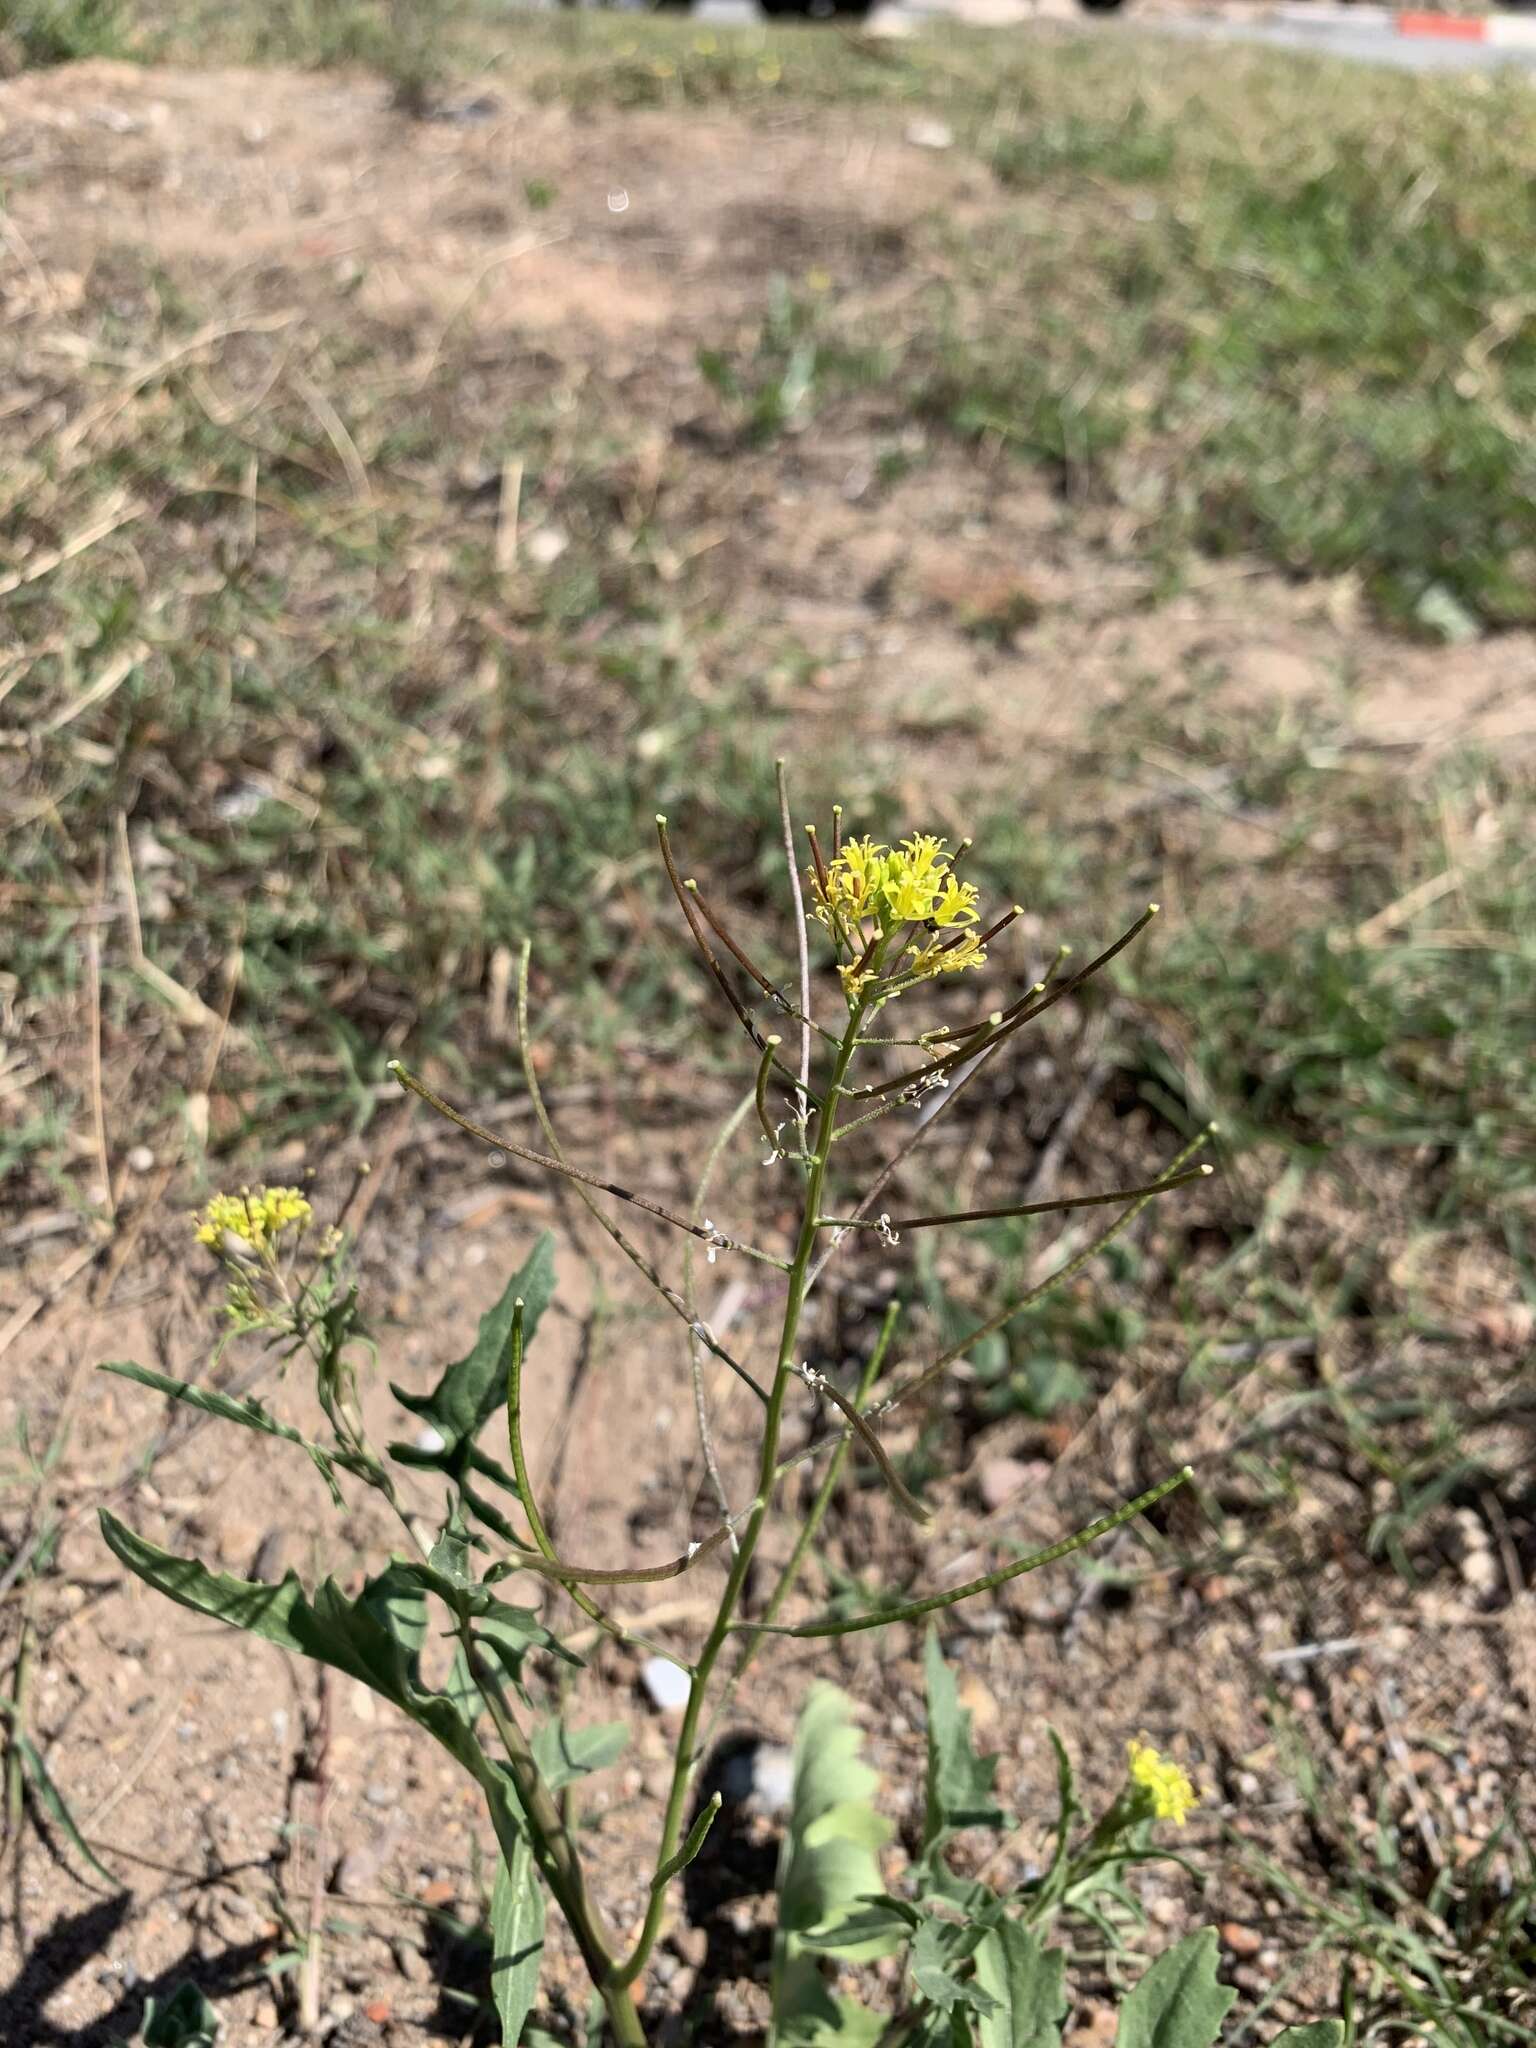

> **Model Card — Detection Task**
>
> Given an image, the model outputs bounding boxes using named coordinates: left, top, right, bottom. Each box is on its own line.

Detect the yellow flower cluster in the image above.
left=194, top=1186, right=312, bottom=1254
left=1127, top=1739, right=1199, bottom=1826
left=811, top=834, right=985, bottom=990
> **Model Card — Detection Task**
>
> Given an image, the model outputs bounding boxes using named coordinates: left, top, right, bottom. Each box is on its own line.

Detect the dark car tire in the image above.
left=761, top=0, right=873, bottom=15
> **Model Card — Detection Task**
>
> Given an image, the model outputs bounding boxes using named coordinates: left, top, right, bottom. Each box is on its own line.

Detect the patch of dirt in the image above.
left=0, top=60, right=963, bottom=346
left=5, top=53, right=1534, bottom=778
left=7, top=1075, right=1534, bottom=2044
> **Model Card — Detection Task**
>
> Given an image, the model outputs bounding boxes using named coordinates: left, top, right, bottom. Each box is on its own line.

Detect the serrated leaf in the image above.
left=97, top=1512, right=488, bottom=1784
left=490, top=1833, right=545, bottom=2045
left=429, top=1496, right=472, bottom=1586
left=1116, top=1930, right=1236, bottom=2048
left=910, top=1918, right=1000, bottom=2018
left=1271, top=2027, right=1344, bottom=2048
left=471, top=1611, right=575, bottom=1702
left=976, top=1921, right=1066, bottom=2048
left=530, top=1718, right=628, bottom=1793
left=797, top=1901, right=917, bottom=1953
left=307, top=1566, right=428, bottom=1702
left=99, top=1509, right=308, bottom=1654
left=100, top=1361, right=345, bottom=1508
left=391, top=1237, right=556, bottom=1476
left=923, top=1629, right=1007, bottom=1852
left=393, top=1561, right=578, bottom=1667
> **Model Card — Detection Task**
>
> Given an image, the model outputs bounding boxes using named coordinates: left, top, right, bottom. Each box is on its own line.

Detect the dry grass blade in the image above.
left=54, top=310, right=301, bottom=463
left=0, top=495, right=143, bottom=600
left=28, top=642, right=144, bottom=742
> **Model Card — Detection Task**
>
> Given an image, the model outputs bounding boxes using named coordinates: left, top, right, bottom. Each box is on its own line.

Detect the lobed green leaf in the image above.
left=98, top=1511, right=505, bottom=1789
left=390, top=1236, right=556, bottom=1479
left=923, top=1627, right=1008, bottom=1855
left=530, top=1717, right=629, bottom=1793
left=975, top=1922, right=1067, bottom=2048
left=909, top=1918, right=1000, bottom=2018
left=100, top=1360, right=346, bottom=1507
left=772, top=1677, right=901, bottom=2048
left=1116, top=1930, right=1236, bottom=2048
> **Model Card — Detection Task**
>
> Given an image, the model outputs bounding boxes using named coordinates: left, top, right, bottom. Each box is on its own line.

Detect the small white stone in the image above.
left=126, top=1145, right=155, bottom=1174
left=641, top=1656, right=691, bottom=1715
left=747, top=1743, right=793, bottom=1814
left=525, top=527, right=569, bottom=567
left=905, top=118, right=953, bottom=151
left=414, top=1425, right=447, bottom=1454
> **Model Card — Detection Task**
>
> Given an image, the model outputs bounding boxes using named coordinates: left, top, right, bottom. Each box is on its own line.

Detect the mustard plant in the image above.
left=100, top=775, right=1228, bottom=2047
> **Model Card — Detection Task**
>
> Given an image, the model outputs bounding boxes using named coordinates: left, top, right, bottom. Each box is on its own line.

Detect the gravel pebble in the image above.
left=641, top=1656, right=691, bottom=1715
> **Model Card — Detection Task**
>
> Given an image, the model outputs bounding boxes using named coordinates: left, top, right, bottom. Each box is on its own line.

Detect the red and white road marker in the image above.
left=1397, top=8, right=1536, bottom=40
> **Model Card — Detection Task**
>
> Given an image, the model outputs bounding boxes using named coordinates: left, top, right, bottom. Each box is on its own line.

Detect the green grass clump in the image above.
left=910, top=48, right=1536, bottom=629
left=1252, top=1720, right=1536, bottom=2048
left=495, top=22, right=1536, bottom=632
left=32, top=8, right=1536, bottom=621
left=1113, top=709, right=1536, bottom=1229
left=1, top=281, right=834, bottom=1195
left=698, top=279, right=897, bottom=447
left=0, top=0, right=125, bottom=65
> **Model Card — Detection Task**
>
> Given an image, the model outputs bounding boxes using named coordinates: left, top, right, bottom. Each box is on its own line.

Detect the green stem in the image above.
left=685, top=1089, right=760, bottom=1534
left=340, top=1405, right=641, bottom=2034
left=4, top=1604, right=32, bottom=1853
left=736, top=1466, right=1194, bottom=1639
left=613, top=1000, right=866, bottom=1993
left=722, top=1300, right=900, bottom=1708
left=459, top=1624, right=645, bottom=2047
left=506, top=1299, right=679, bottom=1658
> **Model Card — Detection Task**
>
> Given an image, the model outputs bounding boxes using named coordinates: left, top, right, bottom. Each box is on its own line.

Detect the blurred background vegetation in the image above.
left=2, top=2, right=1535, bottom=2040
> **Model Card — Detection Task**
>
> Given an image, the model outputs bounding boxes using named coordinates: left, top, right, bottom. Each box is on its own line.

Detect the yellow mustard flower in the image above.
left=903, top=928, right=984, bottom=981
left=194, top=1186, right=312, bottom=1254
left=1127, top=1739, right=1199, bottom=1826
left=810, top=831, right=984, bottom=992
